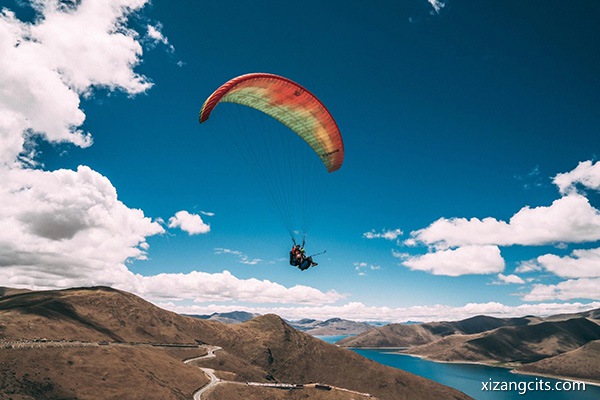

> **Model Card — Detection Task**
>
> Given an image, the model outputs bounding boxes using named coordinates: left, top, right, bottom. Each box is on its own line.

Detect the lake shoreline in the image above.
left=351, top=348, right=600, bottom=388
left=319, top=335, right=600, bottom=400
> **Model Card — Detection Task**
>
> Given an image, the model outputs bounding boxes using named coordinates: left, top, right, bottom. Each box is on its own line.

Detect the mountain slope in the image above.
left=0, top=345, right=208, bottom=400
left=0, top=287, right=471, bottom=400
left=187, top=311, right=259, bottom=324
left=515, top=340, right=600, bottom=383
left=288, top=317, right=374, bottom=335
left=463, top=318, right=600, bottom=363
left=337, top=315, right=532, bottom=348
left=194, top=313, right=471, bottom=399
left=404, top=318, right=600, bottom=364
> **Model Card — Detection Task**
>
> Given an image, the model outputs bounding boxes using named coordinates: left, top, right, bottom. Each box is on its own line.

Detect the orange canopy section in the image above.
left=200, top=73, right=343, bottom=172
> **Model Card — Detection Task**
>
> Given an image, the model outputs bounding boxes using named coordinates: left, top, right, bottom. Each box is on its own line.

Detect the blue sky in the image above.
left=1, top=0, right=600, bottom=322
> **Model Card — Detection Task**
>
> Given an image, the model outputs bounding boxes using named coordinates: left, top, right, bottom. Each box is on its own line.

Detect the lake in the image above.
left=316, top=336, right=600, bottom=400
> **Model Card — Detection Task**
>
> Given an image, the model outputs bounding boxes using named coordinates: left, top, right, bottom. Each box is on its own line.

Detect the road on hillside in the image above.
left=184, top=346, right=222, bottom=400
left=185, top=345, right=375, bottom=399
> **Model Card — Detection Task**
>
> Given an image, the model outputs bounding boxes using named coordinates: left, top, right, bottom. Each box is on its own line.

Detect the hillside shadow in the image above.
left=0, top=293, right=123, bottom=342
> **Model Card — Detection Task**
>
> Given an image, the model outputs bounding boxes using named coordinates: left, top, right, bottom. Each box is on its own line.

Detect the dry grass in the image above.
left=0, top=345, right=207, bottom=400
left=0, top=287, right=472, bottom=400
left=516, top=340, right=600, bottom=383
left=206, top=382, right=378, bottom=400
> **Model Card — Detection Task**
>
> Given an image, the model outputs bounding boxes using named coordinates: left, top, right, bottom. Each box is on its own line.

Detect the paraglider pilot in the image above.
left=290, top=239, right=318, bottom=271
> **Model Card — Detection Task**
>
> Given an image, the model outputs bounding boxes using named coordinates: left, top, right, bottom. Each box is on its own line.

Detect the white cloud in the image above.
left=396, top=245, right=505, bottom=276
left=409, top=194, right=600, bottom=249
left=214, top=248, right=262, bottom=265
left=0, top=1, right=181, bottom=294
left=158, top=300, right=600, bottom=323
left=0, top=166, right=164, bottom=289
left=0, top=0, right=152, bottom=166
left=124, top=270, right=344, bottom=305
left=428, top=0, right=446, bottom=14
left=168, top=211, right=210, bottom=235
left=146, top=23, right=174, bottom=52
left=554, top=160, right=600, bottom=195
left=147, top=24, right=168, bottom=45
left=363, top=228, right=403, bottom=240
left=495, top=273, right=525, bottom=285
left=524, top=278, right=600, bottom=301
left=401, top=162, right=600, bottom=279
left=515, top=260, right=542, bottom=273
left=353, top=261, right=381, bottom=276
left=536, top=247, right=600, bottom=278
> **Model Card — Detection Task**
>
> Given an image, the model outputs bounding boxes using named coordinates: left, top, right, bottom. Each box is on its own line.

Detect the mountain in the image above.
left=543, top=308, right=600, bottom=322
left=0, top=287, right=471, bottom=400
left=404, top=317, right=600, bottom=364
left=338, top=308, right=600, bottom=383
left=337, top=315, right=532, bottom=348
left=0, top=286, right=31, bottom=298
left=188, top=313, right=376, bottom=336
left=288, top=317, right=374, bottom=335
left=187, top=310, right=260, bottom=324
left=515, top=339, right=600, bottom=384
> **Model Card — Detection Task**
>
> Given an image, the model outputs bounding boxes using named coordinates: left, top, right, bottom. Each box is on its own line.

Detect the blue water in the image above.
left=316, top=336, right=600, bottom=400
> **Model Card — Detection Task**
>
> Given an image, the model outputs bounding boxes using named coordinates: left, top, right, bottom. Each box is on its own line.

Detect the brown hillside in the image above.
left=0, top=287, right=31, bottom=298
left=0, top=286, right=224, bottom=343
left=337, top=323, right=440, bottom=347
left=515, top=340, right=600, bottom=383
left=405, top=318, right=600, bottom=364
left=193, top=314, right=471, bottom=399
left=0, top=287, right=472, bottom=400
left=338, top=315, right=532, bottom=348
left=466, top=317, right=600, bottom=363
left=543, top=308, right=600, bottom=322
left=0, top=346, right=207, bottom=400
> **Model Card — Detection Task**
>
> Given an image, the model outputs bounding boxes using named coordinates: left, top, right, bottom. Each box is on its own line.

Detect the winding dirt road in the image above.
left=184, top=346, right=222, bottom=400
left=185, top=345, right=374, bottom=399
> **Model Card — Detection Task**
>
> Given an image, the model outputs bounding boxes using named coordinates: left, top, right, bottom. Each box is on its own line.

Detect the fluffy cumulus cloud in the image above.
left=536, top=248, right=600, bottom=278
left=0, top=166, right=164, bottom=288
left=0, top=0, right=154, bottom=166
left=397, top=161, right=600, bottom=282
left=124, top=270, right=344, bottom=305
left=0, top=169, right=341, bottom=304
left=524, top=278, right=600, bottom=302
left=395, top=245, right=505, bottom=276
left=0, top=0, right=165, bottom=288
left=168, top=210, right=210, bottom=235
left=363, top=228, right=403, bottom=241
left=159, top=299, right=600, bottom=323
left=553, top=160, right=600, bottom=195
left=409, top=194, right=600, bottom=249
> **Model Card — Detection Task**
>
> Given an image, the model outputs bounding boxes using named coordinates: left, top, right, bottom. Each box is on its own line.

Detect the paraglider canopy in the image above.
left=199, top=73, right=344, bottom=172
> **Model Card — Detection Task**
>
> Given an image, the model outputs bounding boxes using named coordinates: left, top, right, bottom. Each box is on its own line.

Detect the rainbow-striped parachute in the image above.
left=199, top=73, right=343, bottom=172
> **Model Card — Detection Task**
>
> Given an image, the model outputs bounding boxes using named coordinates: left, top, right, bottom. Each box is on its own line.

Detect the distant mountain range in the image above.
left=186, top=310, right=260, bottom=324
left=0, top=287, right=470, bottom=400
left=189, top=312, right=377, bottom=335
left=287, top=317, right=374, bottom=335
left=338, top=311, right=600, bottom=384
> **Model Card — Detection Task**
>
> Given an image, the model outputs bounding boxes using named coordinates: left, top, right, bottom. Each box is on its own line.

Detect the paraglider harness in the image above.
left=290, top=237, right=324, bottom=271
